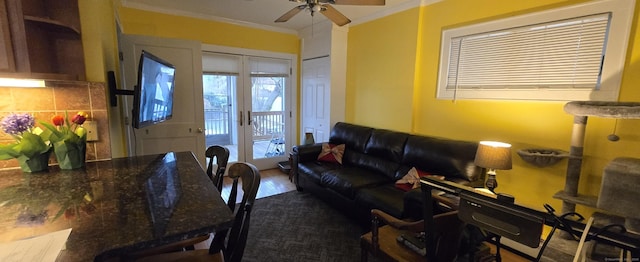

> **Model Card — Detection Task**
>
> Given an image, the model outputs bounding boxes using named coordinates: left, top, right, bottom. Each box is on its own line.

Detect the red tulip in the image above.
left=71, top=111, right=89, bottom=125
left=52, top=115, right=64, bottom=126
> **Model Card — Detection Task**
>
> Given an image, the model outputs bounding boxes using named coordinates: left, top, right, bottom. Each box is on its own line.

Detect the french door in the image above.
left=202, top=51, right=293, bottom=170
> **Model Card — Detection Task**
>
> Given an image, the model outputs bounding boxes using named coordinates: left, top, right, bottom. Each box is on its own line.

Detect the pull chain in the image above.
left=607, top=119, right=620, bottom=142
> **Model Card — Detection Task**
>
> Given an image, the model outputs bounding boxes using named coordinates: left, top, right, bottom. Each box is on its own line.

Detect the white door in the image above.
left=202, top=51, right=292, bottom=170
left=119, top=34, right=206, bottom=165
left=302, top=56, right=331, bottom=143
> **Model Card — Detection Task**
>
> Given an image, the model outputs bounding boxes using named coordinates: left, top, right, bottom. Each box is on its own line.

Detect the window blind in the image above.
left=446, top=13, right=610, bottom=91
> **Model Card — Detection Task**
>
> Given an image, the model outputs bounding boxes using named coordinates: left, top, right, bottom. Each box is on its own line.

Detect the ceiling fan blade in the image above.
left=320, top=4, right=351, bottom=26
left=275, top=5, right=306, bottom=23
left=331, top=0, right=385, bottom=5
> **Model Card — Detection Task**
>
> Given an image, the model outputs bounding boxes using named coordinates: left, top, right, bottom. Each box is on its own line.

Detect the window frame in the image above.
left=436, top=0, right=635, bottom=101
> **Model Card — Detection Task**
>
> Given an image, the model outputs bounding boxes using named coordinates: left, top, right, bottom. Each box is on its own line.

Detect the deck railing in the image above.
left=204, top=109, right=229, bottom=136
left=204, top=110, right=283, bottom=141
left=252, top=111, right=284, bottom=141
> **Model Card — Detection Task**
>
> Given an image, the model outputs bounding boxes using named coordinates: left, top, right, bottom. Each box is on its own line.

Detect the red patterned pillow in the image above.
left=395, top=167, right=445, bottom=191
left=317, top=143, right=345, bottom=164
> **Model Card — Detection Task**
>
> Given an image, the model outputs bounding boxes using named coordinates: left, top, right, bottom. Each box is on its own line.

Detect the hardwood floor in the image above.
left=220, top=167, right=296, bottom=201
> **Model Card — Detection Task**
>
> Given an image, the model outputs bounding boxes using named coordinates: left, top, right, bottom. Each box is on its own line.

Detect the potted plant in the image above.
left=0, top=113, right=52, bottom=172
left=40, top=111, right=88, bottom=170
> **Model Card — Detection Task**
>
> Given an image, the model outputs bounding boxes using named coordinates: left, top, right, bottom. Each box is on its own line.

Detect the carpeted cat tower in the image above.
left=556, top=101, right=640, bottom=258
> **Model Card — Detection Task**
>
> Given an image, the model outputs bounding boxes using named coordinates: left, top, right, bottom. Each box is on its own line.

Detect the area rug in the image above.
left=240, top=191, right=582, bottom=262
left=241, top=191, right=372, bottom=262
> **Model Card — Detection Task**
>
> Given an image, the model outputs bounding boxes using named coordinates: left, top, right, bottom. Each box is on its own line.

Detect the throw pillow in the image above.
left=317, top=143, right=345, bottom=164
left=395, top=167, right=445, bottom=191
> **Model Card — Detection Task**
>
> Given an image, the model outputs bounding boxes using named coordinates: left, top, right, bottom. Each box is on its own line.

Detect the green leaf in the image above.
left=39, top=121, right=65, bottom=142
left=14, top=132, right=49, bottom=158
left=0, top=143, right=20, bottom=160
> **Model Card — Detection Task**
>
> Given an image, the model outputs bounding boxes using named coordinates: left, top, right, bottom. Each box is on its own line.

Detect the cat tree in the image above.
left=555, top=101, right=640, bottom=257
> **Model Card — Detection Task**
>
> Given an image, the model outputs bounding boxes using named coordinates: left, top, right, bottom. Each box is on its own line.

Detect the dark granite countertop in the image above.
left=0, top=151, right=234, bottom=261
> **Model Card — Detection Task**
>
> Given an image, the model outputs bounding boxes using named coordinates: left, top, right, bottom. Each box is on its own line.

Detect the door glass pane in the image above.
left=203, top=73, right=238, bottom=162
left=251, top=76, right=285, bottom=159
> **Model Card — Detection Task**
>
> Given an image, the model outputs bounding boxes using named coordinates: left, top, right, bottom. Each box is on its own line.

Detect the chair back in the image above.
left=209, top=162, right=261, bottom=262
left=206, top=145, right=230, bottom=192
left=431, top=211, right=466, bottom=262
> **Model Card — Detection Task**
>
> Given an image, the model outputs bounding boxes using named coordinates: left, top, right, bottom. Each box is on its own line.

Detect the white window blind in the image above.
left=447, top=13, right=610, bottom=91
left=436, top=0, right=635, bottom=101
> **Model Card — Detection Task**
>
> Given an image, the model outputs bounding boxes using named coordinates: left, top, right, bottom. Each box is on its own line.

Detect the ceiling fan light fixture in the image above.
left=275, top=0, right=384, bottom=26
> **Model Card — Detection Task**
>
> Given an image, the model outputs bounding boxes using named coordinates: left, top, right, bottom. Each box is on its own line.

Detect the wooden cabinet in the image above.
left=1, top=0, right=85, bottom=80
left=1, top=0, right=16, bottom=72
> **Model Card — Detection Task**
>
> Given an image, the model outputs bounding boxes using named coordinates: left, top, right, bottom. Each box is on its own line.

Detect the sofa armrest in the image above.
left=292, top=143, right=323, bottom=163
left=291, top=144, right=323, bottom=188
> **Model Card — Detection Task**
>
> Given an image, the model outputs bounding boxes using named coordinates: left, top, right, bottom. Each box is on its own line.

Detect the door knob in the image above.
left=197, top=128, right=204, bottom=133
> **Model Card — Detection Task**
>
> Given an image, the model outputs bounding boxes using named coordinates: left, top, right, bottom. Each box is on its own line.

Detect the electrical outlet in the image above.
left=84, top=121, right=99, bottom=141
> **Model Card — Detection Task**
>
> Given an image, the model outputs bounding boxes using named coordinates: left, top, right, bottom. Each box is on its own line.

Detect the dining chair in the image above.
left=360, top=209, right=465, bottom=262
left=136, top=162, right=261, bottom=262
left=206, top=145, right=230, bottom=192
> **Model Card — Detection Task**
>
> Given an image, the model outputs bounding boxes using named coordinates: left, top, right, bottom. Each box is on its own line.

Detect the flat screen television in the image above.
left=132, top=50, right=176, bottom=129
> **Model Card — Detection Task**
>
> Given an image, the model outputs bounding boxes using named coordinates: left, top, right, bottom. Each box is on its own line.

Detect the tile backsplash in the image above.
left=0, top=81, right=111, bottom=170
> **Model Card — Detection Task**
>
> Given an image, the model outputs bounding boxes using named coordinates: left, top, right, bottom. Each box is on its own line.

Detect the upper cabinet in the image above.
left=1, top=0, right=85, bottom=80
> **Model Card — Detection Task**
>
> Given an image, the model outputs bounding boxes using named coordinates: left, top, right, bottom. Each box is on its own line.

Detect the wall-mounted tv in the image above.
left=132, top=50, right=176, bottom=129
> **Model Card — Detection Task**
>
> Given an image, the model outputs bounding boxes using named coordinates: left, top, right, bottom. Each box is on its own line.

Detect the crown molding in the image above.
left=120, top=0, right=442, bottom=36
left=350, top=0, right=442, bottom=26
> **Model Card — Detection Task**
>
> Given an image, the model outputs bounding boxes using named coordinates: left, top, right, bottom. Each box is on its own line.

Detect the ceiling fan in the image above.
left=275, top=0, right=385, bottom=27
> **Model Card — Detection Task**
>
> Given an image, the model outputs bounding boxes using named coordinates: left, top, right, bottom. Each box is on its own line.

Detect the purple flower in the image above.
left=1, top=113, right=35, bottom=135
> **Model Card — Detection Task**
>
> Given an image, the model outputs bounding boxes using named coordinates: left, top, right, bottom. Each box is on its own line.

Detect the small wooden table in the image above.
left=0, top=151, right=234, bottom=261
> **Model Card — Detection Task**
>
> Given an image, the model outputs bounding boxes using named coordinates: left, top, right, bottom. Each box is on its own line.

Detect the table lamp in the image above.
left=474, top=141, right=513, bottom=193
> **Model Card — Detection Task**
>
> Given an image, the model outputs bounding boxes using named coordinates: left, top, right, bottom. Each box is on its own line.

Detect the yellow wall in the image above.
left=117, top=7, right=300, bottom=55
left=347, top=0, right=640, bottom=215
left=78, top=0, right=120, bottom=83
left=346, top=8, right=421, bottom=132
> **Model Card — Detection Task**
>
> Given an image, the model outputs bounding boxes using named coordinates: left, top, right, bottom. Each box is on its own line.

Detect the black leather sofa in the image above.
left=291, top=122, right=485, bottom=225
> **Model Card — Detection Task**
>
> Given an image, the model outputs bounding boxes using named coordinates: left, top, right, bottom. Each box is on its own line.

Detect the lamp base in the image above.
left=485, top=172, right=498, bottom=193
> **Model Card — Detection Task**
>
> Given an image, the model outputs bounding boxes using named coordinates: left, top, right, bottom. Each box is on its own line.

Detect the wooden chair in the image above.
left=360, top=209, right=465, bottom=262
left=206, top=145, right=230, bottom=192
left=135, top=162, right=260, bottom=262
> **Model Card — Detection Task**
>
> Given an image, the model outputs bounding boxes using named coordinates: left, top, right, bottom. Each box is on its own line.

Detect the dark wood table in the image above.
left=0, top=151, right=234, bottom=261
left=420, top=177, right=640, bottom=260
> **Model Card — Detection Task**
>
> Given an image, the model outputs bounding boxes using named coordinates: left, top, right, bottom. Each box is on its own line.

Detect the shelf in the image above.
left=0, top=71, right=80, bottom=81
left=553, top=190, right=598, bottom=208
left=23, top=15, right=80, bottom=35
left=2, top=0, right=85, bottom=80
left=564, top=101, right=640, bottom=119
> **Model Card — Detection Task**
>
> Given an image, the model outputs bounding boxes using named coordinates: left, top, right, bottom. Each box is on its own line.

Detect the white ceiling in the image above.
left=121, top=0, right=422, bottom=33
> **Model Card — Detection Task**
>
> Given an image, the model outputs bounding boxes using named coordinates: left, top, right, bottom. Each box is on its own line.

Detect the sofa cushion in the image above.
left=402, top=135, right=483, bottom=184
left=355, top=184, right=406, bottom=219
left=364, top=129, right=409, bottom=162
left=328, top=122, right=373, bottom=153
left=320, top=167, right=390, bottom=199
left=395, top=167, right=445, bottom=191
left=343, top=150, right=401, bottom=181
left=297, top=161, right=341, bottom=184
left=317, top=143, right=345, bottom=164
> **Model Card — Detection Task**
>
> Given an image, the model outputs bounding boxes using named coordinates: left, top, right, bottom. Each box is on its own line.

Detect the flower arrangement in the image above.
left=41, top=111, right=88, bottom=144
left=40, top=111, right=89, bottom=170
left=0, top=113, right=52, bottom=172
